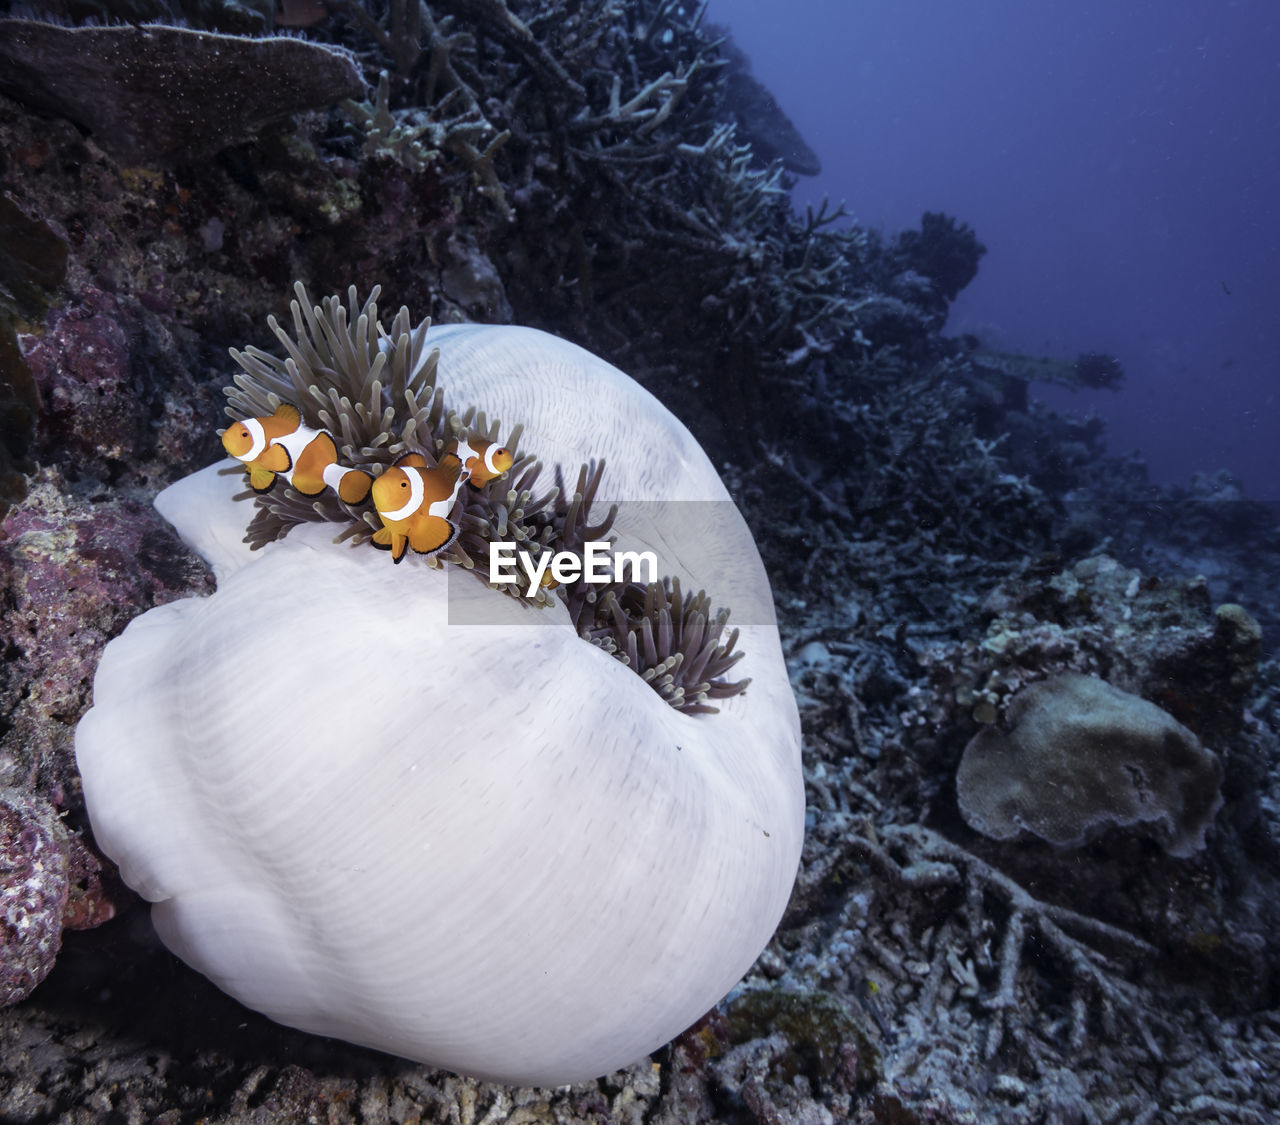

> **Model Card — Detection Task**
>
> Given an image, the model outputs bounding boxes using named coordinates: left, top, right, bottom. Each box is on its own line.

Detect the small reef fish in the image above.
left=446, top=434, right=514, bottom=489
left=370, top=452, right=465, bottom=563
left=223, top=403, right=372, bottom=503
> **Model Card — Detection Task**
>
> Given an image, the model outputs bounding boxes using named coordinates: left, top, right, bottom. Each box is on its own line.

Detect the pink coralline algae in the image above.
left=22, top=291, right=140, bottom=471
left=0, top=470, right=215, bottom=806
left=0, top=469, right=214, bottom=1004
left=0, top=788, right=69, bottom=1006
left=18, top=285, right=221, bottom=487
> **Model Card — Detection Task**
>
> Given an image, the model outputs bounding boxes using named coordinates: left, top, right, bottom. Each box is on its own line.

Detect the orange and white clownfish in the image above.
left=222, top=403, right=372, bottom=504
left=446, top=434, right=514, bottom=489
left=370, top=452, right=465, bottom=563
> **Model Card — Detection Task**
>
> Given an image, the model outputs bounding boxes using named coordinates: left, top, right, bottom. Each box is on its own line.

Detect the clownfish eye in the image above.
left=400, top=481, right=408, bottom=488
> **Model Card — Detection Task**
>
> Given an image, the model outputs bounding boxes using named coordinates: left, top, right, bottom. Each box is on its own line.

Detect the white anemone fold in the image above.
left=75, top=324, right=804, bottom=1086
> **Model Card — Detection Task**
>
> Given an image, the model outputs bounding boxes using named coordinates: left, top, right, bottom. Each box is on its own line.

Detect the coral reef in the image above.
left=0, top=0, right=1276, bottom=1119
left=905, top=553, right=1265, bottom=745
left=715, top=34, right=822, bottom=176
left=890, top=210, right=987, bottom=308
left=766, top=466, right=1279, bottom=1120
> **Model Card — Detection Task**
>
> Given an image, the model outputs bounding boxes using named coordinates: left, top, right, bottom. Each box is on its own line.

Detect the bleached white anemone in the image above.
left=75, top=308, right=803, bottom=1086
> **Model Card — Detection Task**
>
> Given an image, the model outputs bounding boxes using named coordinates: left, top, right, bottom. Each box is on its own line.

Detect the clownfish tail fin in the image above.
left=339, top=470, right=373, bottom=504
left=409, top=517, right=458, bottom=556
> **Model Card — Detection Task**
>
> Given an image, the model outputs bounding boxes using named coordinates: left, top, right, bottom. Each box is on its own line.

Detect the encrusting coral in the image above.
left=0, top=789, right=69, bottom=1007
left=222, top=282, right=746, bottom=713
left=956, top=672, right=1223, bottom=857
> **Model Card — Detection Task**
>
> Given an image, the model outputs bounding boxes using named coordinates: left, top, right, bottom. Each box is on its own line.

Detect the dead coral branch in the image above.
left=843, top=822, right=1164, bottom=1063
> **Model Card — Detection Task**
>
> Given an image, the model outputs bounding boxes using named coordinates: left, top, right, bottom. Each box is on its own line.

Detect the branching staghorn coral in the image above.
left=342, top=66, right=513, bottom=216
left=805, top=820, right=1167, bottom=1066
left=309, top=2, right=981, bottom=498
left=222, top=283, right=745, bottom=712
left=894, top=827, right=1158, bottom=1050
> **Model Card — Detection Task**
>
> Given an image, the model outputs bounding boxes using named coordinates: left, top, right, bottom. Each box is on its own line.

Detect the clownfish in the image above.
left=222, top=403, right=372, bottom=504
left=370, top=452, right=465, bottom=563
left=446, top=434, right=514, bottom=489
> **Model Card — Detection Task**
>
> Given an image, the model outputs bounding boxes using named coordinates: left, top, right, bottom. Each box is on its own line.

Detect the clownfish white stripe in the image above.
left=484, top=444, right=503, bottom=474
left=428, top=473, right=466, bottom=519
left=272, top=424, right=322, bottom=485
left=382, top=468, right=425, bottom=521
left=453, top=437, right=478, bottom=473
left=240, top=417, right=268, bottom=463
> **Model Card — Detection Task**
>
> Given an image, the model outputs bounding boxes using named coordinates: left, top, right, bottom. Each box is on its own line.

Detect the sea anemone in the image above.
left=75, top=299, right=804, bottom=1085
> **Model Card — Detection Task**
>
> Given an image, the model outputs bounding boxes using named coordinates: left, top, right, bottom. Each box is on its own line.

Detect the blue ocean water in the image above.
left=708, top=0, right=1279, bottom=499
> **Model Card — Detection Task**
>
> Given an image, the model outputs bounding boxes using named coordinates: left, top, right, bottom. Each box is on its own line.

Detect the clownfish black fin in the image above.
left=372, top=526, right=408, bottom=562
left=393, top=452, right=429, bottom=469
